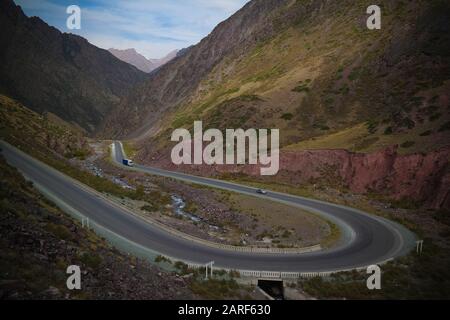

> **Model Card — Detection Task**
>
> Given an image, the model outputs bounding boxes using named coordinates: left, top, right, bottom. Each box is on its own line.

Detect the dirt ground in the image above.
left=73, top=140, right=333, bottom=248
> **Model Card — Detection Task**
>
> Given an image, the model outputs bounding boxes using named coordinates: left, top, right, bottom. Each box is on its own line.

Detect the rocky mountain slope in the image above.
left=108, top=48, right=178, bottom=73
left=0, top=0, right=147, bottom=133
left=102, top=0, right=450, bottom=144
left=101, top=0, right=289, bottom=138
left=0, top=154, right=196, bottom=299
left=0, top=95, right=196, bottom=300
left=0, top=95, right=255, bottom=300
left=102, top=0, right=449, bottom=208
left=148, top=50, right=179, bottom=70
left=0, top=94, right=91, bottom=160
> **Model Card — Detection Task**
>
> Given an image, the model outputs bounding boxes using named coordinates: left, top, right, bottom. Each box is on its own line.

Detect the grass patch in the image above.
left=292, top=84, right=310, bottom=93
left=155, top=255, right=172, bottom=264
left=400, top=141, right=415, bottom=149
left=438, top=121, right=450, bottom=132
left=281, top=113, right=294, bottom=121
left=79, top=252, right=103, bottom=269
left=45, top=223, right=73, bottom=241
left=189, top=278, right=241, bottom=299
left=300, top=240, right=450, bottom=299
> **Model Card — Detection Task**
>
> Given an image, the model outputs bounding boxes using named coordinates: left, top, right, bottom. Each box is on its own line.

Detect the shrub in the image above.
left=400, top=141, right=415, bottom=148
left=141, top=204, right=157, bottom=212
left=155, top=255, right=172, bottom=264
left=280, top=113, right=294, bottom=121
left=429, top=113, right=442, bottom=122
left=438, top=121, right=450, bottom=132
left=45, top=223, right=73, bottom=241
left=79, top=252, right=103, bottom=269
left=384, top=127, right=393, bottom=135
left=399, top=117, right=415, bottom=129
left=174, top=261, right=189, bottom=274
left=292, top=84, right=309, bottom=93
left=366, top=120, right=378, bottom=134
left=419, top=130, right=432, bottom=136
left=189, top=278, right=240, bottom=299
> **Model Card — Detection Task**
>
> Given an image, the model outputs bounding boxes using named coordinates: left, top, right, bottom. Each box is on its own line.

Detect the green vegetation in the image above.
left=189, top=278, right=244, bottom=299
left=239, top=94, right=262, bottom=102
left=246, top=65, right=284, bottom=83
left=389, top=197, right=422, bottom=210
left=40, top=154, right=170, bottom=209
left=280, top=113, right=294, bottom=121
left=429, top=113, right=441, bottom=122
left=292, top=83, right=310, bottom=93
left=0, top=95, right=172, bottom=214
left=127, top=0, right=449, bottom=156
left=79, top=252, right=103, bottom=269
left=122, top=141, right=137, bottom=158
left=354, top=137, right=379, bottom=151
left=0, top=156, right=195, bottom=299
left=155, top=255, right=172, bottom=264
left=419, top=130, right=432, bottom=136
left=320, top=220, right=341, bottom=248
left=174, top=261, right=190, bottom=274
left=300, top=241, right=450, bottom=299
left=400, top=141, right=415, bottom=149
left=438, top=121, right=450, bottom=132
left=45, top=223, right=73, bottom=241
left=64, top=149, right=90, bottom=160
left=366, top=120, right=378, bottom=134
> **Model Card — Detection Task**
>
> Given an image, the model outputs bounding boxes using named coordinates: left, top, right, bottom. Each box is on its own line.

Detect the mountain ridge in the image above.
left=100, top=0, right=449, bottom=209
left=101, top=0, right=449, bottom=150
left=108, top=48, right=178, bottom=73
left=100, top=0, right=292, bottom=138
left=0, top=0, right=147, bottom=133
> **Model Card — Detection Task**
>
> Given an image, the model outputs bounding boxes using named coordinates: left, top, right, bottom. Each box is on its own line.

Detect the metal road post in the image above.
left=205, top=261, right=214, bottom=280
left=416, top=240, right=423, bottom=254
left=82, top=217, right=90, bottom=229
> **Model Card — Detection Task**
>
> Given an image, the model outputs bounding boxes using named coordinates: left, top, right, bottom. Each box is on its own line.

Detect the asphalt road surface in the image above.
left=0, top=140, right=416, bottom=272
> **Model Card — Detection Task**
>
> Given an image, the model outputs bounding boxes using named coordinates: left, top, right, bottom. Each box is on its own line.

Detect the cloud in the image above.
left=15, top=0, right=250, bottom=58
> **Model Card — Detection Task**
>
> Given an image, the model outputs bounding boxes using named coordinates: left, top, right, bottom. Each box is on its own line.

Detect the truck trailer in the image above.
left=122, top=159, right=134, bottom=167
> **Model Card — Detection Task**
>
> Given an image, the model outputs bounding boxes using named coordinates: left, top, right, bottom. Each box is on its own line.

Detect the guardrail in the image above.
left=110, top=143, right=322, bottom=255
left=184, top=262, right=394, bottom=281
left=0, top=141, right=408, bottom=282
left=185, top=263, right=336, bottom=280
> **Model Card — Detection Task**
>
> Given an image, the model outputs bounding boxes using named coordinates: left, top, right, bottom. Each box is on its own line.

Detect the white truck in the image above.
left=122, top=159, right=134, bottom=167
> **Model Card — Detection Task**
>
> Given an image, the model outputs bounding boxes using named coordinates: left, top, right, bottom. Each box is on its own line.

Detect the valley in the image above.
left=1, top=0, right=450, bottom=301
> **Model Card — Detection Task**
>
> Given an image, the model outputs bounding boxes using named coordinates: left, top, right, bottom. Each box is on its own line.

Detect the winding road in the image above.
left=0, top=140, right=416, bottom=273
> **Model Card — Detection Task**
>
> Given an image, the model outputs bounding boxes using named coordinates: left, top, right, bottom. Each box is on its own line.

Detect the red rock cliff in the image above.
left=139, top=145, right=450, bottom=209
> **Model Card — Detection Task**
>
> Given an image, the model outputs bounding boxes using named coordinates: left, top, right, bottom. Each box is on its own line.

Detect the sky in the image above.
left=15, top=0, right=250, bottom=59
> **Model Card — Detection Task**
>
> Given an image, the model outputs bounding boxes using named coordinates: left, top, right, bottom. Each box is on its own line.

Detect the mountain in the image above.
left=100, top=0, right=450, bottom=208
left=101, top=0, right=286, bottom=138
left=0, top=0, right=147, bottom=133
left=109, top=48, right=179, bottom=73
left=102, top=0, right=450, bottom=147
left=108, top=48, right=155, bottom=73
left=149, top=50, right=179, bottom=70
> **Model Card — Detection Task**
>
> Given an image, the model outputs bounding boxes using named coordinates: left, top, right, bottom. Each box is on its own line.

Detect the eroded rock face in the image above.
left=140, top=145, right=450, bottom=209
left=44, top=131, right=89, bottom=157
left=276, top=146, right=450, bottom=209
